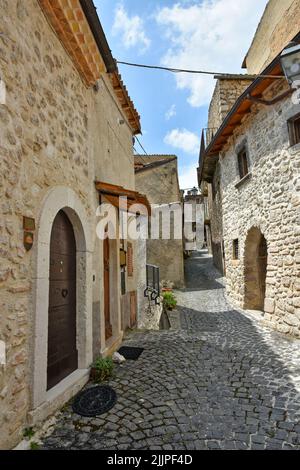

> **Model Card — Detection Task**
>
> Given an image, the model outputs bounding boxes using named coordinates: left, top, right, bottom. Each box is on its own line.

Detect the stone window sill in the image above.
left=231, top=260, right=240, bottom=266
left=288, top=142, right=300, bottom=154
left=235, top=172, right=252, bottom=189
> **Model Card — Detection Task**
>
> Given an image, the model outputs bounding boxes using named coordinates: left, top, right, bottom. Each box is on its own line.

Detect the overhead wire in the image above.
left=116, top=60, right=284, bottom=80
left=134, top=136, right=180, bottom=194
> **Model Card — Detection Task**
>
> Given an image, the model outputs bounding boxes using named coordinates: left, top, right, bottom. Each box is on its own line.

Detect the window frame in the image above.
left=288, top=113, right=300, bottom=147
left=237, top=146, right=249, bottom=180
left=233, top=239, right=239, bottom=260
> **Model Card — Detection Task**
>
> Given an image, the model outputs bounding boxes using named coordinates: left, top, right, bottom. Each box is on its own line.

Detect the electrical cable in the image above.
left=116, top=60, right=284, bottom=80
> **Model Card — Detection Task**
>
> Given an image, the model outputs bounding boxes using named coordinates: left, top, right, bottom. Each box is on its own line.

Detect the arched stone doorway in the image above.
left=244, top=227, right=268, bottom=311
left=31, top=186, right=93, bottom=412
left=47, top=210, right=78, bottom=390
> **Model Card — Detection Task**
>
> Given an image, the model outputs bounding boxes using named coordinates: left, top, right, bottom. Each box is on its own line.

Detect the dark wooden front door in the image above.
left=104, top=232, right=112, bottom=340
left=47, top=210, right=78, bottom=390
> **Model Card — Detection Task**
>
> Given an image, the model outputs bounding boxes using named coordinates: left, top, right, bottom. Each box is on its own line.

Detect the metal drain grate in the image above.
left=72, top=385, right=117, bottom=417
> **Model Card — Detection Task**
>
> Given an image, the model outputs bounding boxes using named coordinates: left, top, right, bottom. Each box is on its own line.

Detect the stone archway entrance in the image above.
left=244, top=227, right=268, bottom=311
left=32, top=186, right=93, bottom=413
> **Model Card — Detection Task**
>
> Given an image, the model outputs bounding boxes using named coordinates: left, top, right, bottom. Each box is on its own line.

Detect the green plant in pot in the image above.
left=162, top=291, right=177, bottom=311
left=90, top=356, right=114, bottom=383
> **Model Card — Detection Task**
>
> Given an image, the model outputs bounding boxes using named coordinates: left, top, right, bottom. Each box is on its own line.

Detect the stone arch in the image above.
left=31, top=186, right=93, bottom=411
left=244, top=227, right=268, bottom=311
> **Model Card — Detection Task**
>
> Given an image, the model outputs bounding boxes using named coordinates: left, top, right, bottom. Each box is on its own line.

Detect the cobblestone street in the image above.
left=41, top=251, right=300, bottom=450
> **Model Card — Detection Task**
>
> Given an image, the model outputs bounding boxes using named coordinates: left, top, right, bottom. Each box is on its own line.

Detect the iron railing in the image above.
left=198, top=128, right=218, bottom=185
left=144, top=264, right=160, bottom=304
left=201, top=128, right=218, bottom=150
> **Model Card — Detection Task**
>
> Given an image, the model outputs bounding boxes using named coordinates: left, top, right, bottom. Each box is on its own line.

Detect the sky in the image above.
left=94, top=0, right=269, bottom=190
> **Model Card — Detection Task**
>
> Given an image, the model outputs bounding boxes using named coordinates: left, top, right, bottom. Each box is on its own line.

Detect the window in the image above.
left=233, top=239, right=239, bottom=260
left=288, top=113, right=300, bottom=146
left=237, top=147, right=249, bottom=180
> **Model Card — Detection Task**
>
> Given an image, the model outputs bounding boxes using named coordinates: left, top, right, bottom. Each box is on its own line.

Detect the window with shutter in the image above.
left=127, top=242, right=133, bottom=277
left=237, top=147, right=249, bottom=180
left=288, top=113, right=300, bottom=146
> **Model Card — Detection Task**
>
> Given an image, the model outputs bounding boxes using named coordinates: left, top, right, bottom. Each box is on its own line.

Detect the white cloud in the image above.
left=113, top=4, right=150, bottom=53
left=164, top=128, right=199, bottom=155
left=156, top=0, right=268, bottom=107
left=165, top=104, right=177, bottom=120
left=179, top=163, right=198, bottom=189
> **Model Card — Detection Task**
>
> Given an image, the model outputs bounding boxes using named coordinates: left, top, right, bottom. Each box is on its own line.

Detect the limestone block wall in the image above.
left=208, top=164, right=224, bottom=274
left=0, top=0, right=139, bottom=449
left=208, top=79, right=253, bottom=132
left=135, top=160, right=185, bottom=288
left=244, top=0, right=300, bottom=74
left=220, top=80, right=300, bottom=337
left=0, top=0, right=94, bottom=448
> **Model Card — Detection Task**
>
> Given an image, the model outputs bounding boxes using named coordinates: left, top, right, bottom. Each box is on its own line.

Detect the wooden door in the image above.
left=104, top=232, right=112, bottom=340
left=47, top=210, right=78, bottom=390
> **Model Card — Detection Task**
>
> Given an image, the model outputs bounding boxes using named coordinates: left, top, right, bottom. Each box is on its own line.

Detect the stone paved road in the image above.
left=41, top=251, right=300, bottom=450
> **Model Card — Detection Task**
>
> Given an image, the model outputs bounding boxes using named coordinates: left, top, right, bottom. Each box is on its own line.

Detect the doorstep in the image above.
left=27, top=369, right=89, bottom=427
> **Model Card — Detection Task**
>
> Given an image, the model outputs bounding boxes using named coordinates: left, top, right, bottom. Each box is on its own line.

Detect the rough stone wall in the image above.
left=208, top=79, right=253, bottom=133
left=135, top=160, right=185, bottom=288
left=0, top=0, right=138, bottom=449
left=208, top=164, right=224, bottom=274
left=220, top=79, right=300, bottom=337
left=91, top=74, right=138, bottom=350
left=0, top=0, right=93, bottom=449
left=244, top=0, right=300, bottom=74
left=135, top=216, right=163, bottom=331
left=184, top=195, right=204, bottom=251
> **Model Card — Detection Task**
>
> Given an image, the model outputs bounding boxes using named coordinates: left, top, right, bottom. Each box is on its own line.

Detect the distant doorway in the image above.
left=104, top=227, right=113, bottom=341
left=244, top=227, right=268, bottom=311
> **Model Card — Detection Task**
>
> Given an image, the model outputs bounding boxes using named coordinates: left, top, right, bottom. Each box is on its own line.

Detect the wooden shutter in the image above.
left=237, top=149, right=249, bottom=179
left=127, top=242, right=133, bottom=277
left=130, top=291, right=137, bottom=327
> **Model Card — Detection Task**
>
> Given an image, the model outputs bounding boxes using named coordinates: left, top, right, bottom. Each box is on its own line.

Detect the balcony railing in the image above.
left=201, top=128, right=218, bottom=151
left=144, top=264, right=160, bottom=304
left=199, top=128, right=218, bottom=182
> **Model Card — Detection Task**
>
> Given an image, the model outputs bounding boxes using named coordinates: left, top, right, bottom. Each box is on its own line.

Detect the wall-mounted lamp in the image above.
left=280, top=41, right=300, bottom=86
left=118, top=118, right=125, bottom=126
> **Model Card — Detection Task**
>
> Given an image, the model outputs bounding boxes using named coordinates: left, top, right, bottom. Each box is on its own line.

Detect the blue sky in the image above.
left=94, top=0, right=268, bottom=189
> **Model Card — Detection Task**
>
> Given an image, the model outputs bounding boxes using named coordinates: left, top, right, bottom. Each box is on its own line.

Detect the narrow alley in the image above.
left=40, top=252, right=300, bottom=451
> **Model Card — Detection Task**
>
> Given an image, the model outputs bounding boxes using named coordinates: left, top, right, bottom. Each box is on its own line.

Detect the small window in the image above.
left=288, top=114, right=300, bottom=146
left=237, top=147, right=249, bottom=180
left=233, top=239, right=239, bottom=260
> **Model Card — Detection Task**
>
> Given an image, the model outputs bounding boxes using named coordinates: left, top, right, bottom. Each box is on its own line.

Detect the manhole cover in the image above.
left=72, top=385, right=117, bottom=417
left=118, top=346, right=144, bottom=360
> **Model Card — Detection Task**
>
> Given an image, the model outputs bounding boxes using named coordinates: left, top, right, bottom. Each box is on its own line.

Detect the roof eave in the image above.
left=79, top=0, right=116, bottom=73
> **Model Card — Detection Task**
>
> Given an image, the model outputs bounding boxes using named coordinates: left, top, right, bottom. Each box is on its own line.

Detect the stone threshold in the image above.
left=27, top=368, right=89, bottom=428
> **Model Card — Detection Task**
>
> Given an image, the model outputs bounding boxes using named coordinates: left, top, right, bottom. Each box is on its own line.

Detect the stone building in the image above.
left=183, top=189, right=204, bottom=253
left=198, top=5, right=300, bottom=337
left=0, top=0, right=149, bottom=449
left=135, top=155, right=185, bottom=288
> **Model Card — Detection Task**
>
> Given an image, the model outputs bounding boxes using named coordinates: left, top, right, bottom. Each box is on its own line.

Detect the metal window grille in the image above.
left=144, top=264, right=160, bottom=304
left=233, top=239, right=239, bottom=260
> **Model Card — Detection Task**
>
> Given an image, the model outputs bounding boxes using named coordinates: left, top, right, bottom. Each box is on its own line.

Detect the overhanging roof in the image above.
left=38, top=0, right=141, bottom=134
left=199, top=58, right=284, bottom=183
left=95, top=181, right=151, bottom=216
left=134, top=155, right=177, bottom=173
